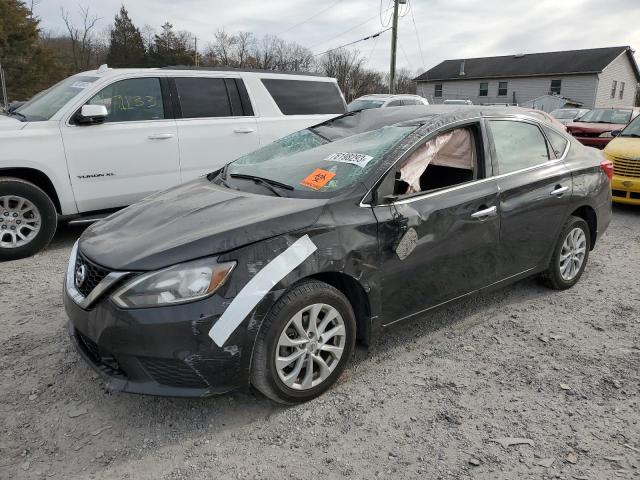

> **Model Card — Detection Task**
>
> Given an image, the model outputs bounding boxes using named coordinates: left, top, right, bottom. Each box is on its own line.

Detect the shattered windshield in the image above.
left=223, top=125, right=415, bottom=197
left=576, top=109, right=632, bottom=124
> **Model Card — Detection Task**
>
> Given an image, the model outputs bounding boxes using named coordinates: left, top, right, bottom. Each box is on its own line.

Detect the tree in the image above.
left=0, top=0, right=57, bottom=101
left=61, top=5, right=100, bottom=71
left=106, top=5, right=146, bottom=67
left=148, top=22, right=193, bottom=67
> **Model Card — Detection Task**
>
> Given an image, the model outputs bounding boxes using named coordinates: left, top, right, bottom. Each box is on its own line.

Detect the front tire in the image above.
left=540, top=216, right=590, bottom=290
left=0, top=178, right=57, bottom=261
left=251, top=280, right=356, bottom=404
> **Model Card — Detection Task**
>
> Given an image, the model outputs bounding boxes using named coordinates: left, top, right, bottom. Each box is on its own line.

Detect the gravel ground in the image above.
left=1, top=205, right=639, bottom=480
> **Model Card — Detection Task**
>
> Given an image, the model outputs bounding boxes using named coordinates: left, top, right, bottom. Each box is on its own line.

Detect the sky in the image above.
left=34, top=0, right=640, bottom=75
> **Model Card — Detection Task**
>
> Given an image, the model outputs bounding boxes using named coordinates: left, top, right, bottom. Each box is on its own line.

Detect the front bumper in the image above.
left=64, top=280, right=252, bottom=398
left=611, top=174, right=640, bottom=205
left=572, top=136, right=612, bottom=149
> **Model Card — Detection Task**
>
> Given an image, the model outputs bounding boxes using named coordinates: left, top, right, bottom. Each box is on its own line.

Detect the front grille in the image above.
left=139, top=357, right=209, bottom=389
left=75, top=252, right=111, bottom=297
left=612, top=156, right=640, bottom=178
left=612, top=189, right=628, bottom=198
left=572, top=131, right=601, bottom=138
left=75, top=330, right=126, bottom=378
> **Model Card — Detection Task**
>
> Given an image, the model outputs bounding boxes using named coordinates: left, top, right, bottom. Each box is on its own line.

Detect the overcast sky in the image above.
left=35, top=0, right=640, bottom=74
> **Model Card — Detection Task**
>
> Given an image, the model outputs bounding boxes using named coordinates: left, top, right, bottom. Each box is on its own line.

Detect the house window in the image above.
left=620, top=82, right=625, bottom=99
left=479, top=82, right=488, bottom=97
left=611, top=80, right=617, bottom=98
left=550, top=79, right=562, bottom=95
left=498, top=81, right=508, bottom=96
left=434, top=84, right=442, bottom=98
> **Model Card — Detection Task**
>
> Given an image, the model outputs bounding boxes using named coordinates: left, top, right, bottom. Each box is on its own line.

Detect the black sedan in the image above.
left=64, top=106, right=613, bottom=404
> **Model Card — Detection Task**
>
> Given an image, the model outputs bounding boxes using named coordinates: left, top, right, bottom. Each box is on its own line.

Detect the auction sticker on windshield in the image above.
left=325, top=152, right=374, bottom=168
left=300, top=168, right=336, bottom=190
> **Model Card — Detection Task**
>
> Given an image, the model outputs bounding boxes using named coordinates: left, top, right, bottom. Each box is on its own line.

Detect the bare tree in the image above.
left=211, top=29, right=237, bottom=67
left=60, top=5, right=100, bottom=71
left=234, top=31, right=255, bottom=68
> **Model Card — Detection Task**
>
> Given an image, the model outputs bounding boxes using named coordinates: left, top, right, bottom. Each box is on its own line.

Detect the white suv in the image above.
left=0, top=66, right=346, bottom=260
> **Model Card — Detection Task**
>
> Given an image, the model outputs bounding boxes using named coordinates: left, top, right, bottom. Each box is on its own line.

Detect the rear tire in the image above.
left=539, top=216, right=590, bottom=290
left=251, top=280, right=356, bottom=404
left=0, top=178, right=57, bottom=261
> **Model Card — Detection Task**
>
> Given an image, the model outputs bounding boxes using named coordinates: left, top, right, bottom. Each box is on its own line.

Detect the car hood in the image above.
left=0, top=114, right=26, bottom=130
left=604, top=137, right=640, bottom=160
left=79, top=178, right=327, bottom=271
left=566, top=122, right=623, bottom=134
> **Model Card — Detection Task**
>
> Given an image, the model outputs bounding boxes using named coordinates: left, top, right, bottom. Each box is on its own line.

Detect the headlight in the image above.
left=112, top=258, right=236, bottom=308
left=599, top=131, right=613, bottom=138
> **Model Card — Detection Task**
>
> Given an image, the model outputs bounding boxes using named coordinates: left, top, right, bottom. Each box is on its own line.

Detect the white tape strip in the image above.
left=209, top=235, right=318, bottom=347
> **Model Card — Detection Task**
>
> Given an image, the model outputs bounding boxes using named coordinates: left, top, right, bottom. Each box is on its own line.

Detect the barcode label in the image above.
left=325, top=152, right=374, bottom=168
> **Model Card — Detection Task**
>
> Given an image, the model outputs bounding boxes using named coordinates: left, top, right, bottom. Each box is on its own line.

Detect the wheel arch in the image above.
left=570, top=205, right=597, bottom=249
left=307, top=271, right=373, bottom=346
left=0, top=168, right=62, bottom=214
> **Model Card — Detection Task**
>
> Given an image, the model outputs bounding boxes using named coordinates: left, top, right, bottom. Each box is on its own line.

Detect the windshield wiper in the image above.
left=621, top=133, right=640, bottom=138
left=9, top=111, right=26, bottom=121
left=229, top=173, right=294, bottom=197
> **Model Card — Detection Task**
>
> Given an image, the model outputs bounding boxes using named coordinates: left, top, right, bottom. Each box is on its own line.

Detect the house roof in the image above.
left=415, top=46, right=640, bottom=83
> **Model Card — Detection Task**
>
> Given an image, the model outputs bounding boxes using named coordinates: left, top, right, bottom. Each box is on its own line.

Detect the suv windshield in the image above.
left=15, top=75, right=99, bottom=121
left=224, top=125, right=416, bottom=197
left=347, top=99, right=386, bottom=112
left=576, top=108, right=632, bottom=125
left=619, top=115, right=640, bottom=137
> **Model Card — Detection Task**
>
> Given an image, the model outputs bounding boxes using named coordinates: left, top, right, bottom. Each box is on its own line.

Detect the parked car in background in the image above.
left=64, top=105, right=611, bottom=404
left=522, top=109, right=568, bottom=131
left=550, top=108, right=590, bottom=125
left=603, top=114, right=640, bottom=205
left=347, top=94, right=428, bottom=111
left=566, top=108, right=640, bottom=149
left=0, top=66, right=346, bottom=260
left=443, top=99, right=473, bottom=105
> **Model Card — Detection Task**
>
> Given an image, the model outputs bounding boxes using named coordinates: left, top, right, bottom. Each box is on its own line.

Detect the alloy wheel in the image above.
left=0, top=195, right=42, bottom=249
left=559, top=227, right=587, bottom=281
left=275, top=303, right=346, bottom=390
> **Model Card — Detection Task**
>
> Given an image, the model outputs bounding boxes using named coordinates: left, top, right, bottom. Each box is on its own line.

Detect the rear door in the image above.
left=62, top=76, right=180, bottom=212
left=487, top=118, right=573, bottom=279
left=171, top=76, right=260, bottom=180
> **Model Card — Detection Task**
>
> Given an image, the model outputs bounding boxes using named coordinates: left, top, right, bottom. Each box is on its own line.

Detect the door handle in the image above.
left=233, top=127, right=255, bottom=134
left=550, top=185, right=569, bottom=197
left=471, top=205, right=497, bottom=219
left=148, top=133, right=174, bottom=140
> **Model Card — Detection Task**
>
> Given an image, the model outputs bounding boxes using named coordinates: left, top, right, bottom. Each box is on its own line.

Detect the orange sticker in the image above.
left=300, top=168, right=336, bottom=190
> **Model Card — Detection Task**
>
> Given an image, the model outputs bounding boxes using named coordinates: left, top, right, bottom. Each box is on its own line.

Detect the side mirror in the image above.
left=77, top=104, right=108, bottom=125
left=610, top=129, right=622, bottom=137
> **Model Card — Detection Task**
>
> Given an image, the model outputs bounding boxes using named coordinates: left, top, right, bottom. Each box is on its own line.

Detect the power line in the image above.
left=408, top=0, right=426, bottom=68
left=308, top=5, right=394, bottom=51
left=380, top=0, right=393, bottom=27
left=312, top=27, right=391, bottom=57
left=276, top=0, right=342, bottom=36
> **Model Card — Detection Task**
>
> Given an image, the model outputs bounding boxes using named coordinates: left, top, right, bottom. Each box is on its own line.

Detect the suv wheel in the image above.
left=251, top=280, right=356, bottom=404
left=540, top=216, right=590, bottom=290
left=0, top=178, right=57, bottom=261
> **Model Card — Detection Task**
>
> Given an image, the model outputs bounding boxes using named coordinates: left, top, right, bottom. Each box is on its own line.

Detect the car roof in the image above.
left=313, top=105, right=552, bottom=140
left=356, top=94, right=424, bottom=100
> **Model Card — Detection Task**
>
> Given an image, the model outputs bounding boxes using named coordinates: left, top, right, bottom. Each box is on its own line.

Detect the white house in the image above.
left=414, top=46, right=640, bottom=109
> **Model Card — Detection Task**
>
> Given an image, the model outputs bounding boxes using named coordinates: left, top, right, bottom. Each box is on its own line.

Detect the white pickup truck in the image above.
left=0, top=66, right=347, bottom=260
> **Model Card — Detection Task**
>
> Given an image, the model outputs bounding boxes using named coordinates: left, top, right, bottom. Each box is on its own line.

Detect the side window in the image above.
left=175, top=78, right=232, bottom=118
left=86, top=78, right=164, bottom=123
left=542, top=126, right=569, bottom=158
left=387, top=100, right=403, bottom=107
left=260, top=79, right=346, bottom=115
left=489, top=120, right=550, bottom=174
left=392, top=126, right=478, bottom=196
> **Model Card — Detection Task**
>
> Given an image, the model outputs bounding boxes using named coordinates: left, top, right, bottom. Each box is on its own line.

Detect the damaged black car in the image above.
left=64, top=106, right=612, bottom=404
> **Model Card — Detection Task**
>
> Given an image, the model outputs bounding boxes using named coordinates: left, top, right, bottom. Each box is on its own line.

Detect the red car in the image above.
left=566, top=108, right=640, bottom=149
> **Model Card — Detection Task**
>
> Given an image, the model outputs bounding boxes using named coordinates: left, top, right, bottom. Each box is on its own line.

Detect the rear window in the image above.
left=261, top=79, right=346, bottom=115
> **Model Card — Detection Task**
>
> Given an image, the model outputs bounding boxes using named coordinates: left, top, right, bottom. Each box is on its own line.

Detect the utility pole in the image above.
left=194, top=36, right=199, bottom=67
left=0, top=62, right=7, bottom=111
left=389, top=0, right=405, bottom=94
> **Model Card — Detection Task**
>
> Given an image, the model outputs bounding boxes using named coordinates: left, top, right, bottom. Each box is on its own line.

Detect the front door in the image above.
left=171, top=77, right=260, bottom=181
left=374, top=122, right=500, bottom=325
left=486, top=119, right=573, bottom=279
left=62, top=77, right=180, bottom=212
